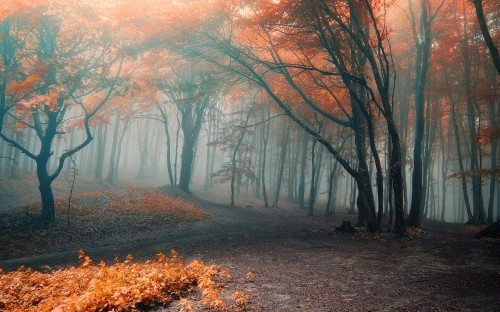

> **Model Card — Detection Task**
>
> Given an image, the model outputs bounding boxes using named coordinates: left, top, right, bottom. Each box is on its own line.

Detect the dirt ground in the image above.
left=1, top=174, right=499, bottom=311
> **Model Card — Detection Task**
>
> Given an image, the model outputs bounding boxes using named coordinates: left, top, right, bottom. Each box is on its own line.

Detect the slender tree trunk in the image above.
left=94, top=123, right=105, bottom=180
left=137, top=119, right=150, bottom=180
left=158, top=106, right=175, bottom=185
left=204, top=115, right=212, bottom=191
left=439, top=122, right=450, bottom=222
left=272, top=120, right=290, bottom=208
left=113, top=121, right=129, bottom=181
left=255, top=120, right=264, bottom=198
left=23, top=130, right=32, bottom=173
left=230, top=107, right=253, bottom=206
left=450, top=97, right=473, bottom=222
left=308, top=139, right=318, bottom=216
left=298, top=129, right=309, bottom=208
left=325, top=158, right=339, bottom=216
left=486, top=69, right=497, bottom=223
left=288, top=130, right=299, bottom=202
left=106, top=114, right=120, bottom=183
left=174, top=112, right=181, bottom=185
left=9, top=131, right=22, bottom=179
left=261, top=108, right=271, bottom=207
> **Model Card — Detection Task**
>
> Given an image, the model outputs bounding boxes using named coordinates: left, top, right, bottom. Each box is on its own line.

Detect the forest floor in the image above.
left=1, top=174, right=500, bottom=311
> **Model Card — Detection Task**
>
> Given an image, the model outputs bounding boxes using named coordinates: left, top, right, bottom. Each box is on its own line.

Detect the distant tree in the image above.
left=157, top=63, right=225, bottom=193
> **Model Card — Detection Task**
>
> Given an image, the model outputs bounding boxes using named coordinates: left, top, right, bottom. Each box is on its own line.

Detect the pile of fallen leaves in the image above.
left=118, top=186, right=209, bottom=220
left=0, top=250, right=250, bottom=311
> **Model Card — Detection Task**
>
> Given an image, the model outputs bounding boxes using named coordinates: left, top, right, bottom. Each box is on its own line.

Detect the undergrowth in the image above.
left=0, top=250, right=249, bottom=311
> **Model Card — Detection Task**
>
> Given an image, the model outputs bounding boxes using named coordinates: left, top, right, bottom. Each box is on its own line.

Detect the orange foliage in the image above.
left=123, top=190, right=209, bottom=220
left=0, top=250, right=241, bottom=311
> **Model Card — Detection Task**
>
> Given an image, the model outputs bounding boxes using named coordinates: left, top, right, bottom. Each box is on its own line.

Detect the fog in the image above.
left=0, top=0, right=498, bottom=231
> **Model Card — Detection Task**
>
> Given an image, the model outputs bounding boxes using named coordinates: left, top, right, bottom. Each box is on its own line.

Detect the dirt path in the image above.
left=2, top=196, right=499, bottom=311
left=0, top=200, right=319, bottom=270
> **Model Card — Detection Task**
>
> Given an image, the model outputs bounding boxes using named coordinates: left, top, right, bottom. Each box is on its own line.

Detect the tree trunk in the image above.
left=230, top=107, right=252, bottom=206
left=487, top=108, right=498, bottom=224
left=261, top=108, right=271, bottom=207
left=94, top=123, right=106, bottom=180
left=408, top=0, right=432, bottom=227
left=158, top=105, right=175, bottom=185
left=37, top=126, right=57, bottom=222
left=450, top=97, right=473, bottom=222
left=106, top=114, right=120, bottom=183
left=9, top=131, right=22, bottom=179
left=255, top=120, right=264, bottom=198
left=179, top=132, right=195, bottom=192
left=204, top=115, right=212, bottom=191
left=298, top=129, right=309, bottom=209
left=325, top=158, right=339, bottom=216
left=137, top=119, right=150, bottom=180
left=308, top=139, right=318, bottom=216
left=272, top=120, right=290, bottom=208
left=439, top=122, right=450, bottom=222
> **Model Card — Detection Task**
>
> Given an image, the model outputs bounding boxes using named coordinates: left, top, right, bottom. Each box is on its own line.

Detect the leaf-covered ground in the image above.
left=0, top=184, right=208, bottom=261
left=1, top=250, right=249, bottom=311
left=1, top=175, right=499, bottom=311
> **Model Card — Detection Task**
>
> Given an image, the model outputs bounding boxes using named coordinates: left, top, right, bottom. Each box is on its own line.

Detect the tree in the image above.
left=471, top=0, right=500, bottom=75
left=407, top=0, right=445, bottom=227
left=186, top=0, right=407, bottom=233
left=0, top=4, right=126, bottom=222
left=157, top=63, right=224, bottom=193
left=212, top=97, right=257, bottom=206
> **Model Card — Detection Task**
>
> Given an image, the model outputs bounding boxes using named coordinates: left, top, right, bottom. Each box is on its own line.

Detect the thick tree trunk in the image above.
left=179, top=133, right=195, bottom=192
left=37, top=128, right=57, bottom=222
left=352, top=104, right=377, bottom=231
left=39, top=172, right=55, bottom=222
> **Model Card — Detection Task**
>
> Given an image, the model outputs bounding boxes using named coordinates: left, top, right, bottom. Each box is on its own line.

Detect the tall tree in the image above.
left=0, top=5, right=126, bottom=221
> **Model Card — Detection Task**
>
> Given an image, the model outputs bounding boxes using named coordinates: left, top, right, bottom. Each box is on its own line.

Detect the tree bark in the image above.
left=408, top=0, right=432, bottom=227
left=472, top=0, right=500, bottom=75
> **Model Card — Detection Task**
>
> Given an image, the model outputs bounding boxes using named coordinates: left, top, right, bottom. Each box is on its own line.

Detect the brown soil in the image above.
left=1, top=175, right=499, bottom=311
